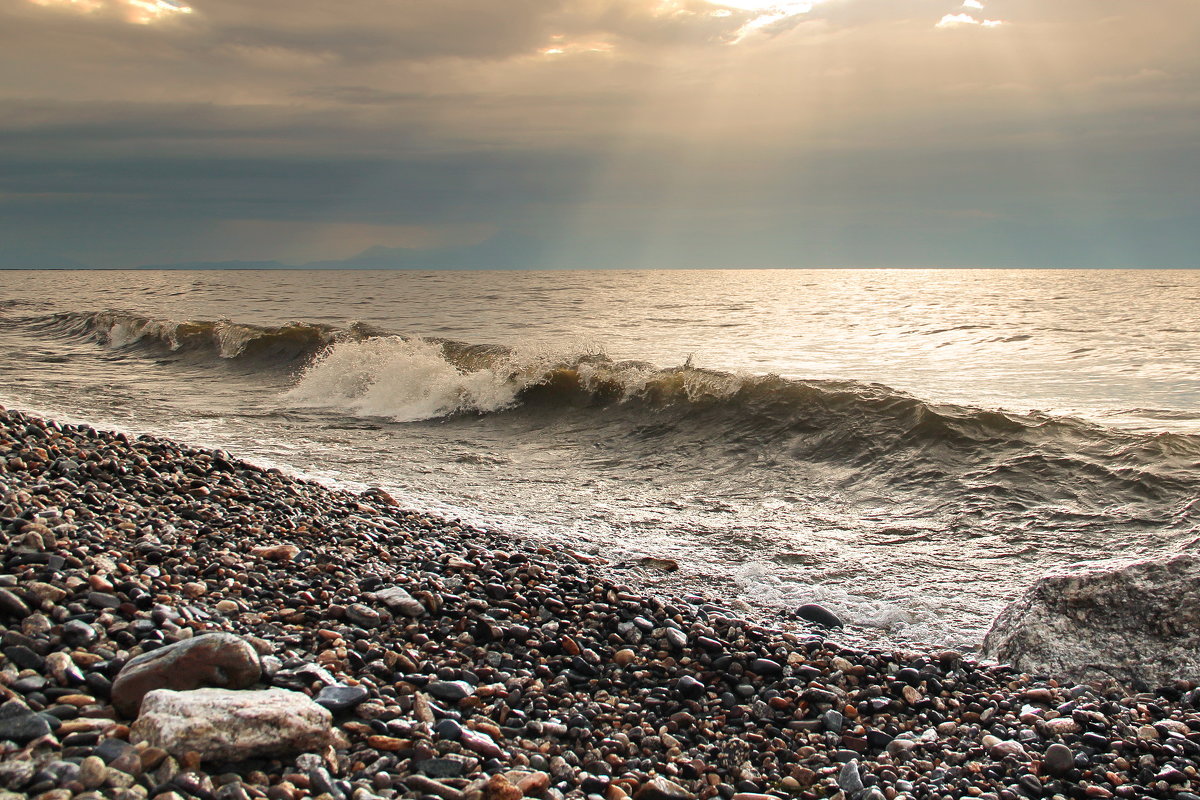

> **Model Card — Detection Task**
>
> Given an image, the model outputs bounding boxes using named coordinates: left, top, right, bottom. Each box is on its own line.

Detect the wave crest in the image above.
left=285, top=337, right=528, bottom=422
left=28, top=311, right=341, bottom=363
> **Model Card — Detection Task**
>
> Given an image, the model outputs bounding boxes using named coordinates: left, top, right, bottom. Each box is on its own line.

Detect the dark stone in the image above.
left=581, top=774, right=611, bottom=794
left=1017, top=773, right=1043, bottom=797
left=677, top=675, right=706, bottom=699
left=426, top=680, right=473, bottom=701
left=1042, top=744, right=1074, bottom=777
left=0, top=711, right=52, bottom=743
left=94, top=737, right=137, bottom=764
left=3, top=645, right=44, bottom=671
left=415, top=757, right=472, bottom=778
left=866, top=729, right=894, bottom=750
left=314, top=684, right=369, bottom=714
left=749, top=659, right=782, bottom=676
left=796, top=603, right=843, bottom=628
left=11, top=675, right=47, bottom=694
left=87, top=592, right=122, bottom=609
left=0, top=589, right=31, bottom=619
left=433, top=718, right=463, bottom=741
left=309, top=767, right=345, bottom=800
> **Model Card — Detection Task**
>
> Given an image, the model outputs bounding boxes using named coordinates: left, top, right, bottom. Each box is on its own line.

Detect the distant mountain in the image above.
left=307, top=231, right=544, bottom=270
left=121, top=231, right=547, bottom=271
left=133, top=259, right=291, bottom=270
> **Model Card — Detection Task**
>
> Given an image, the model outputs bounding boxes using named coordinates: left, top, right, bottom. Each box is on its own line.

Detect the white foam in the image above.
left=284, top=337, right=523, bottom=422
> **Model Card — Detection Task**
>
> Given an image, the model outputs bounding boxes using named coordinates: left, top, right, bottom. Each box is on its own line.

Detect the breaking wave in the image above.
left=21, top=309, right=1200, bottom=513
left=285, top=334, right=1200, bottom=514
left=21, top=310, right=357, bottom=365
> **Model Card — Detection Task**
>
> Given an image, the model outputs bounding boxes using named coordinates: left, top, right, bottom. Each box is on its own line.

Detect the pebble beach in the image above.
left=5, top=406, right=1200, bottom=800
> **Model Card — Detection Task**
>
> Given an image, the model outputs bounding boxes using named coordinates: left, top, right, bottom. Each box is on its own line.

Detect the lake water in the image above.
left=2, top=268, right=1198, bottom=648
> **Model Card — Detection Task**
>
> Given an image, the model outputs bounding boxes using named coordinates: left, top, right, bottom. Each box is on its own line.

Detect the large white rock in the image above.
left=131, top=687, right=334, bottom=762
left=982, top=553, right=1200, bottom=688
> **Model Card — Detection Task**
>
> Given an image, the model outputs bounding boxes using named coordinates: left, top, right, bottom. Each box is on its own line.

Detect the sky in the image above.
left=1, top=0, right=1198, bottom=269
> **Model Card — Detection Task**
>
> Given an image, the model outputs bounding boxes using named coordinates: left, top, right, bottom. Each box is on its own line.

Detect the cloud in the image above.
left=2, top=0, right=1200, bottom=267
left=936, top=12, right=1002, bottom=28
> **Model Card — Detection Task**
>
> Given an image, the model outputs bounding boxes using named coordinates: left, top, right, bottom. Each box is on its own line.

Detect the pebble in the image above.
left=3, top=408, right=1200, bottom=800
left=110, top=632, right=262, bottom=717
left=344, top=604, right=381, bottom=628
left=634, top=776, right=694, bottom=800
left=374, top=586, right=426, bottom=617
left=677, top=675, right=706, bottom=699
left=0, top=709, right=53, bottom=742
left=77, top=755, right=107, bottom=789
left=1043, top=743, right=1075, bottom=777
left=0, top=589, right=31, bottom=618
left=795, top=603, right=843, bottom=628
left=837, top=760, right=864, bottom=794
left=427, top=680, right=474, bottom=701
left=434, top=718, right=464, bottom=740
left=315, top=684, right=370, bottom=713
left=613, top=648, right=636, bottom=666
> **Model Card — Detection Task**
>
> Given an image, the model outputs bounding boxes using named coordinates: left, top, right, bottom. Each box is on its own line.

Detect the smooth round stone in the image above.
left=677, top=676, right=706, bottom=699
left=345, top=604, right=381, bottom=628
left=78, top=755, right=108, bottom=790
left=0, top=589, right=31, bottom=618
left=315, top=684, right=369, bottom=713
left=434, top=718, right=463, bottom=741
left=796, top=603, right=844, bottom=628
left=633, top=776, right=694, bottom=800
left=62, top=619, right=98, bottom=646
left=749, top=659, right=782, bottom=676
left=0, top=711, right=53, bottom=743
left=3, top=645, right=44, bottom=671
left=110, top=632, right=262, bottom=717
left=1042, top=743, right=1075, bottom=777
left=426, top=680, right=473, bottom=701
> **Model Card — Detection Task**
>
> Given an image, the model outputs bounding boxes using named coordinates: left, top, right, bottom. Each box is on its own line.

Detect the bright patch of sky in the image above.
left=703, top=0, right=822, bottom=41
left=540, top=35, right=615, bottom=57
left=27, top=0, right=191, bottom=23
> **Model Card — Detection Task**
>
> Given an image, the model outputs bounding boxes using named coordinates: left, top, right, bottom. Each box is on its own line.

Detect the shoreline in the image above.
left=3, top=407, right=1200, bottom=800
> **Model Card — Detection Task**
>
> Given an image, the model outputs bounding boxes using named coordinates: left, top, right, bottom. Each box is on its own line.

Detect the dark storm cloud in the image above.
left=1, top=0, right=1198, bottom=268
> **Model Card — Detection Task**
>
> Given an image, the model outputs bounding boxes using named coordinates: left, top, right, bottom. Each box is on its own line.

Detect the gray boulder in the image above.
left=131, top=687, right=334, bottom=761
left=112, top=632, right=261, bottom=717
left=982, top=553, right=1200, bottom=687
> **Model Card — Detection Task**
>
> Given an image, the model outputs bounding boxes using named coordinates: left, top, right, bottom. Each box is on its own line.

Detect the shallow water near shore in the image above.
left=2, top=268, right=1199, bottom=649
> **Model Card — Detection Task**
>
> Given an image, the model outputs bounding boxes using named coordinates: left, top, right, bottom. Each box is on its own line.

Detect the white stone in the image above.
left=983, top=553, right=1200, bottom=688
left=374, top=586, right=425, bottom=617
left=131, top=687, right=334, bottom=762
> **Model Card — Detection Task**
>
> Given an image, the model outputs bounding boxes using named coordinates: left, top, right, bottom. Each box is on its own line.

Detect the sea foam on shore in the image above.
left=4, top=407, right=1200, bottom=800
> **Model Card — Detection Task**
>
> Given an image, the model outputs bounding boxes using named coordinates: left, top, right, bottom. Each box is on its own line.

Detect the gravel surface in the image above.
left=4, top=406, right=1200, bottom=800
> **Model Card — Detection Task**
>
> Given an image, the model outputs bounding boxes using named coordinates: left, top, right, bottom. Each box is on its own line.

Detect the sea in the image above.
left=2, top=268, right=1198, bottom=650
